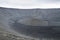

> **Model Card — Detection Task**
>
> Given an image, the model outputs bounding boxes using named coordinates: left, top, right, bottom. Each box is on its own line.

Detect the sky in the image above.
left=0, top=0, right=60, bottom=9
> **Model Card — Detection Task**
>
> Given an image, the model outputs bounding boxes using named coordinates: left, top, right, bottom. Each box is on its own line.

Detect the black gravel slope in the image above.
left=10, top=21, right=60, bottom=39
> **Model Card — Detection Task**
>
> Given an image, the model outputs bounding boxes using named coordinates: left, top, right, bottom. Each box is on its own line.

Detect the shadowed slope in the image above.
left=10, top=19, right=60, bottom=38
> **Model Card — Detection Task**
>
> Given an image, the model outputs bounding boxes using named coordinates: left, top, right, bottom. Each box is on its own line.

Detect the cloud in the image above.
left=0, top=0, right=60, bottom=9
left=36, top=0, right=60, bottom=2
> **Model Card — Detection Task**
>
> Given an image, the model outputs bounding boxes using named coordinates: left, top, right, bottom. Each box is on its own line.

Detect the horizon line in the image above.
left=0, top=6, right=60, bottom=9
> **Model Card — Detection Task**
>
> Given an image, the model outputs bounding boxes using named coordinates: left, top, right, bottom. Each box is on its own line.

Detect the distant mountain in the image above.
left=0, top=7, right=60, bottom=26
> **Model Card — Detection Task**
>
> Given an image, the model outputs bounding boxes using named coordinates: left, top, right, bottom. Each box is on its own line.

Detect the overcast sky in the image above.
left=0, top=0, right=60, bottom=9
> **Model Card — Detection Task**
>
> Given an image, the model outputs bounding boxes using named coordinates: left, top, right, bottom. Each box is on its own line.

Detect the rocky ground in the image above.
left=0, top=26, right=37, bottom=40
left=0, top=27, right=60, bottom=40
left=0, top=28, right=36, bottom=40
left=0, top=31, right=60, bottom=40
